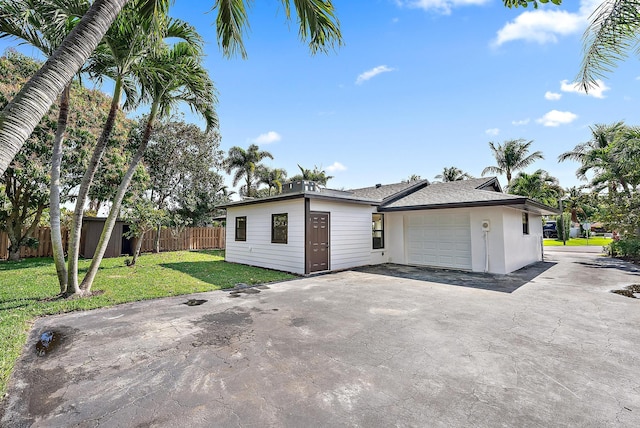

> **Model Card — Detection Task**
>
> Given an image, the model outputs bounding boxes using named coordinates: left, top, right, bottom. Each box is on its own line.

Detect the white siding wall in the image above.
left=225, top=200, right=306, bottom=274
left=310, top=200, right=375, bottom=271
left=503, top=208, right=543, bottom=273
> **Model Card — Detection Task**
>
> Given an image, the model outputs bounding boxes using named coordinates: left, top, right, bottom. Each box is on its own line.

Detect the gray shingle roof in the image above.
left=381, top=178, right=525, bottom=209
left=348, top=179, right=430, bottom=202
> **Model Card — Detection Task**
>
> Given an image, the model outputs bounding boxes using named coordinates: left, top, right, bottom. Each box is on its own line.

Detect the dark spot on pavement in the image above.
left=35, top=331, right=62, bottom=357
left=227, top=288, right=262, bottom=298
left=611, top=284, right=640, bottom=299
left=290, top=318, right=306, bottom=327
left=272, top=308, right=279, bottom=311
left=183, top=299, right=207, bottom=306
left=228, top=292, right=241, bottom=298
left=191, top=309, right=253, bottom=347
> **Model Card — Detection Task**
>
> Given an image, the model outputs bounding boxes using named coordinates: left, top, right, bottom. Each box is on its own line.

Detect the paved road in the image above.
left=2, top=252, right=639, bottom=427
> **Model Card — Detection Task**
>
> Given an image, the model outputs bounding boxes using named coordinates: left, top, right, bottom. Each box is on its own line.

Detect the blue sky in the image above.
left=3, top=0, right=640, bottom=194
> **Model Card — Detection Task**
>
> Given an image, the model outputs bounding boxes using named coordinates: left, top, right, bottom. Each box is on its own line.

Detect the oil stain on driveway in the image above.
left=2, top=250, right=639, bottom=427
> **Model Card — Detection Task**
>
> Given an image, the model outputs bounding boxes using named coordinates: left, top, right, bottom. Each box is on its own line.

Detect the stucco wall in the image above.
left=225, top=199, right=306, bottom=274
left=502, top=208, right=543, bottom=274
left=309, top=200, right=376, bottom=271
left=469, top=207, right=507, bottom=274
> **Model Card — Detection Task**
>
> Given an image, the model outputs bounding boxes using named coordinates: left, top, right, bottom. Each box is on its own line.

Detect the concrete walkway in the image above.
left=2, top=252, right=639, bottom=427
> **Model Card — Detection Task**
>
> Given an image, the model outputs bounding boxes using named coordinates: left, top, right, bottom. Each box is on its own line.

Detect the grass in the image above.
left=0, top=250, right=295, bottom=399
left=543, top=237, right=613, bottom=247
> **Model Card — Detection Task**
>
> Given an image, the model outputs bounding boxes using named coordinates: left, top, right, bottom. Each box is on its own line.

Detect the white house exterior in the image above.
left=222, top=178, right=557, bottom=275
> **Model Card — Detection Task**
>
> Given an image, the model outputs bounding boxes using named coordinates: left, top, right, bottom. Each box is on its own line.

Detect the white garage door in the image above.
left=405, top=212, right=472, bottom=270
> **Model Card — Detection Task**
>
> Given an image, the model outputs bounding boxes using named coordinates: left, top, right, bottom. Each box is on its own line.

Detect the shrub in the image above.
left=609, top=237, right=640, bottom=259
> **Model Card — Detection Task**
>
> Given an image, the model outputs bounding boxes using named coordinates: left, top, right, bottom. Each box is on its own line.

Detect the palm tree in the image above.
left=434, top=167, right=473, bottom=182
left=225, top=144, right=274, bottom=198
left=0, top=0, right=89, bottom=293
left=79, top=39, right=216, bottom=293
left=578, top=0, right=640, bottom=92
left=558, top=122, right=632, bottom=195
left=291, top=164, right=334, bottom=186
left=257, top=166, right=288, bottom=196
left=0, top=0, right=341, bottom=175
left=508, top=169, right=563, bottom=207
left=66, top=4, right=198, bottom=295
left=481, top=139, right=543, bottom=187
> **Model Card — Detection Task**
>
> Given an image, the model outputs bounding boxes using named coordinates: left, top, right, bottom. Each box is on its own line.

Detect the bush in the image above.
left=609, top=237, right=640, bottom=259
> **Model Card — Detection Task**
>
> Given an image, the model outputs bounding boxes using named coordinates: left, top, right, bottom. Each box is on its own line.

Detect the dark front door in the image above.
left=307, top=211, right=329, bottom=273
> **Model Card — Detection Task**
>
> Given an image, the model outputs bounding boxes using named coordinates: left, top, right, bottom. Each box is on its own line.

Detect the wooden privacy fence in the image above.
left=137, top=227, right=226, bottom=253
left=0, top=226, right=225, bottom=260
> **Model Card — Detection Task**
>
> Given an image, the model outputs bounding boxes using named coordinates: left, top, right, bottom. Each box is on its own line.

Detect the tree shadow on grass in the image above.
left=353, top=261, right=557, bottom=294
left=160, top=260, right=231, bottom=288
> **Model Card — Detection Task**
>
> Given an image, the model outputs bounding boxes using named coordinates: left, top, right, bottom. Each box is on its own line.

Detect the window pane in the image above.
left=272, top=213, right=288, bottom=244
left=372, top=213, right=384, bottom=249
left=235, top=217, right=246, bottom=241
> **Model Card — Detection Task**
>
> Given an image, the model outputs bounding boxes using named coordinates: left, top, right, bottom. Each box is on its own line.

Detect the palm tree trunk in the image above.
left=67, top=78, right=123, bottom=296
left=0, top=0, right=130, bottom=175
left=80, top=110, right=156, bottom=293
left=51, top=84, right=70, bottom=294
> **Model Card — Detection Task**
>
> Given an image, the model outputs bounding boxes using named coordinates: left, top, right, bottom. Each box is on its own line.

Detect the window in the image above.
left=272, top=213, right=288, bottom=244
left=522, top=212, right=529, bottom=235
left=372, top=213, right=384, bottom=249
left=235, top=216, right=246, bottom=241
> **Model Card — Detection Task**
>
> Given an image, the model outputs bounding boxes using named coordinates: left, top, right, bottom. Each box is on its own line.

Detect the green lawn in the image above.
left=0, top=250, right=295, bottom=398
left=543, top=237, right=613, bottom=246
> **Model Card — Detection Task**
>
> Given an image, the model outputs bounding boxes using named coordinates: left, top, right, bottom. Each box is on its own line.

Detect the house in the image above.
left=220, top=178, right=558, bottom=275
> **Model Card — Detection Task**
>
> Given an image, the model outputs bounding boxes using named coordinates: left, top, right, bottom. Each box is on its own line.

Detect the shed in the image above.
left=80, top=217, right=133, bottom=259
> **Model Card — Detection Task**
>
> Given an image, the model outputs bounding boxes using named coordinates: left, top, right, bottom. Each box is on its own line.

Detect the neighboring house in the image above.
left=220, top=178, right=558, bottom=275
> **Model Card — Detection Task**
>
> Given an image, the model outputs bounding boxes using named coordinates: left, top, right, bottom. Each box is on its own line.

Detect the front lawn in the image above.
left=0, top=250, right=294, bottom=399
left=543, top=237, right=613, bottom=247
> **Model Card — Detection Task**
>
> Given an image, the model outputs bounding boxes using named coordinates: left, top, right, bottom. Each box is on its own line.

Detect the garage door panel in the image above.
left=405, top=212, right=471, bottom=270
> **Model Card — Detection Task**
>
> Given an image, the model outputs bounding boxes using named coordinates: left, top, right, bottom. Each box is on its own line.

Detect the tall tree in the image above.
left=558, top=122, right=632, bottom=195
left=0, top=0, right=341, bottom=175
left=79, top=38, right=217, bottom=294
left=481, top=139, right=543, bottom=186
left=290, top=164, right=333, bottom=186
left=66, top=3, right=195, bottom=295
left=508, top=169, right=563, bottom=207
left=257, top=166, right=288, bottom=196
left=225, top=144, right=274, bottom=197
left=0, top=52, right=131, bottom=261
left=145, top=118, right=223, bottom=250
left=0, top=0, right=89, bottom=290
left=434, top=166, right=473, bottom=182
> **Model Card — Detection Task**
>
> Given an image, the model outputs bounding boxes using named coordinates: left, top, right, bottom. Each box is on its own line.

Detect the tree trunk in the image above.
left=51, top=84, right=70, bottom=294
left=131, top=231, right=145, bottom=266
left=154, top=224, right=161, bottom=253
left=0, top=0, right=130, bottom=176
left=80, top=113, right=155, bottom=292
left=67, top=78, right=123, bottom=296
left=7, top=244, right=20, bottom=261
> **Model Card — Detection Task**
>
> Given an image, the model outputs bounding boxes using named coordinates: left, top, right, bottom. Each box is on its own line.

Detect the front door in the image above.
left=307, top=211, right=329, bottom=273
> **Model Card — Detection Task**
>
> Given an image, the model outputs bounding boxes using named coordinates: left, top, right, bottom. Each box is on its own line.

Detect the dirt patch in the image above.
left=611, top=284, right=640, bottom=299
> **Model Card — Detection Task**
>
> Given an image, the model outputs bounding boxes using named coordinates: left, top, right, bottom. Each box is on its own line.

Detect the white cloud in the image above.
left=493, top=0, right=599, bottom=46
left=512, top=118, right=530, bottom=126
left=560, top=79, right=610, bottom=99
left=397, top=0, right=490, bottom=15
left=251, top=131, right=281, bottom=144
left=536, top=110, right=578, bottom=127
left=545, top=91, right=562, bottom=101
left=485, top=128, right=500, bottom=136
left=356, top=65, right=395, bottom=85
left=326, top=161, right=347, bottom=173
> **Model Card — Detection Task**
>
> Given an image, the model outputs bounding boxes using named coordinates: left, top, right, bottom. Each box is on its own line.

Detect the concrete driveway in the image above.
left=2, top=250, right=639, bottom=427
